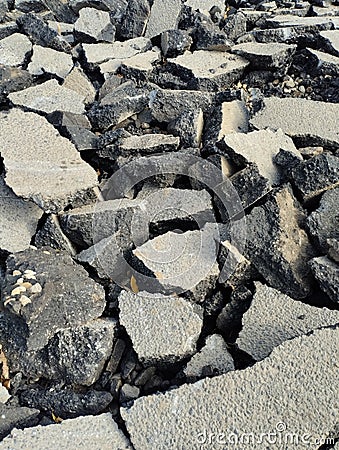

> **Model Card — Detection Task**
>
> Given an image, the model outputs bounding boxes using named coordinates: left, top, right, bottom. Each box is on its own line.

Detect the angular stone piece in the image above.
left=63, top=66, right=96, bottom=104
left=19, top=388, right=113, bottom=419
left=149, top=88, right=212, bottom=122
left=220, top=129, right=300, bottom=186
left=167, top=50, right=249, bottom=91
left=28, top=45, right=73, bottom=79
left=120, top=48, right=161, bottom=80
left=232, top=42, right=296, bottom=75
left=194, top=15, right=232, bottom=52
left=168, top=108, right=204, bottom=148
left=145, top=0, right=182, bottom=39
left=119, top=290, right=203, bottom=364
left=161, top=29, right=192, bottom=57
left=42, top=318, right=117, bottom=385
left=43, top=0, right=78, bottom=23
left=0, top=64, right=33, bottom=102
left=60, top=198, right=142, bottom=248
left=34, top=215, right=76, bottom=255
left=265, top=14, right=337, bottom=30
left=0, top=177, right=43, bottom=254
left=119, top=0, right=150, bottom=40
left=88, top=80, right=152, bottom=130
left=83, top=37, right=151, bottom=66
left=319, top=30, right=339, bottom=57
left=306, top=187, right=339, bottom=251
left=133, top=225, right=219, bottom=297
left=309, top=256, right=339, bottom=303
left=238, top=282, right=339, bottom=360
left=291, top=154, right=339, bottom=202
left=204, top=100, right=248, bottom=143
left=183, top=334, right=234, bottom=381
left=0, top=33, right=32, bottom=67
left=0, top=109, right=98, bottom=212
left=0, top=414, right=132, bottom=450
left=122, top=328, right=339, bottom=450
left=0, top=404, right=39, bottom=440
left=74, top=7, right=115, bottom=43
left=246, top=186, right=316, bottom=299
left=223, top=11, right=246, bottom=41
left=17, top=12, right=71, bottom=52
left=0, top=248, right=106, bottom=375
left=250, top=97, right=339, bottom=148
left=9, top=79, right=86, bottom=115
left=229, top=164, right=272, bottom=209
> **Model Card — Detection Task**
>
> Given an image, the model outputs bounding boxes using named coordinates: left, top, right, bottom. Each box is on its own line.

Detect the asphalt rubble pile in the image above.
left=0, top=0, right=338, bottom=449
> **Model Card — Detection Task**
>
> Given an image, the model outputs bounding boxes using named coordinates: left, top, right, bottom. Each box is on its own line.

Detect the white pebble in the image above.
left=24, top=274, right=36, bottom=280
left=11, top=286, right=26, bottom=296
left=19, top=295, right=32, bottom=306
left=15, top=278, right=24, bottom=285
left=29, top=283, right=42, bottom=294
left=24, top=269, right=36, bottom=275
left=12, top=270, right=22, bottom=276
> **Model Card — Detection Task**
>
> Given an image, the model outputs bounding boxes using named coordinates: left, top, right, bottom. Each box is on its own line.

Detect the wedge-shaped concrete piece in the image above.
left=250, top=97, right=339, bottom=148
left=145, top=0, right=182, bottom=38
left=232, top=42, right=296, bottom=74
left=122, top=327, right=339, bottom=450
left=0, top=109, right=98, bottom=212
left=28, top=45, right=73, bottom=79
left=0, top=414, right=132, bottom=450
left=220, top=129, right=300, bottom=185
left=0, top=177, right=42, bottom=253
left=8, top=79, right=86, bottom=115
left=119, top=290, right=203, bottom=364
left=0, top=33, right=32, bottom=67
left=167, top=50, right=249, bottom=91
left=237, top=282, right=339, bottom=360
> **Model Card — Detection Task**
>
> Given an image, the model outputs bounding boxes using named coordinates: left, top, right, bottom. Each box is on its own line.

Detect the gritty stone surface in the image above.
left=119, top=290, right=203, bottom=364
left=246, top=186, right=316, bottom=299
left=0, top=414, right=132, bottom=450
left=237, top=282, right=339, bottom=360
left=149, top=88, right=212, bottom=122
left=120, top=134, right=180, bottom=156
left=119, top=0, right=150, bottom=40
left=74, top=7, right=115, bottom=43
left=0, top=404, right=39, bottom=440
left=328, top=239, right=339, bottom=263
left=291, top=154, right=339, bottom=202
left=221, top=129, right=300, bottom=186
left=83, top=37, right=151, bottom=66
left=63, top=66, right=96, bottom=104
left=309, top=256, right=339, bottom=303
left=88, top=81, right=153, bottom=130
left=19, top=387, right=113, bottom=419
left=168, top=108, right=204, bottom=148
left=306, top=48, right=339, bottom=76
left=185, top=0, right=225, bottom=15
left=60, top=198, right=142, bottom=248
left=28, top=45, right=73, bottom=79
left=0, top=247, right=106, bottom=379
left=0, top=109, right=98, bottom=212
left=208, top=100, right=249, bottom=142
left=0, top=176, right=43, bottom=254
left=232, top=42, right=296, bottom=74
left=0, top=33, right=32, bottom=67
left=167, top=50, right=249, bottom=91
left=145, top=0, right=182, bottom=38
left=8, top=79, right=86, bottom=115
left=251, top=97, right=339, bottom=148
left=133, top=225, right=219, bottom=296
left=183, top=334, right=234, bottom=381
left=306, top=187, right=339, bottom=251
left=122, top=328, right=339, bottom=450
left=34, top=215, right=76, bottom=255
left=161, top=29, right=192, bottom=57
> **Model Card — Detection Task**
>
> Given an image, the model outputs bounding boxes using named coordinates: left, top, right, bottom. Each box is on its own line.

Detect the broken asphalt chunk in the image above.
left=309, top=256, right=339, bottom=303
left=0, top=109, right=98, bottom=212
left=237, top=282, right=339, bottom=360
left=118, top=290, right=203, bottom=364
